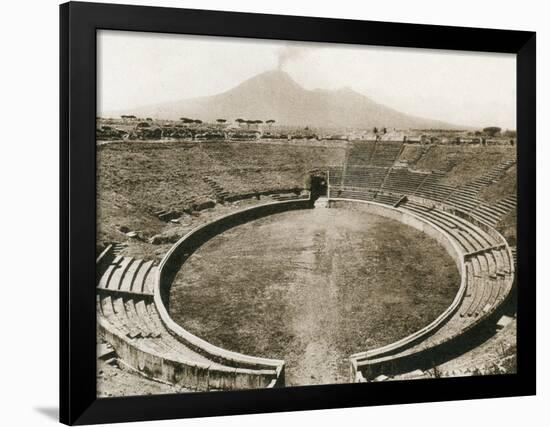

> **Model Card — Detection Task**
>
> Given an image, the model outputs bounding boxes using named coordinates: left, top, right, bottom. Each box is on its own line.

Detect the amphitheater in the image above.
left=96, top=139, right=517, bottom=393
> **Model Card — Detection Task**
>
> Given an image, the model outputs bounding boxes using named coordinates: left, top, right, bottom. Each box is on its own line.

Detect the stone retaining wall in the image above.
left=329, top=198, right=513, bottom=381
left=99, top=316, right=279, bottom=391
left=154, top=198, right=312, bottom=385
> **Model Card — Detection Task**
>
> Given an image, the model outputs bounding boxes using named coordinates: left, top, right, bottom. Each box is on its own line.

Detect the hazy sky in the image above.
left=98, top=30, right=516, bottom=129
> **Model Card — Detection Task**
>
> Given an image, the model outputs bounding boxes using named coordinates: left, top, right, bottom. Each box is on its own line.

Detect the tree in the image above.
left=266, top=119, right=276, bottom=124
left=216, top=119, right=227, bottom=124
left=373, top=127, right=378, bottom=134
left=483, top=126, right=502, bottom=137
left=235, top=118, right=245, bottom=126
left=194, top=119, right=203, bottom=124
left=382, top=127, right=387, bottom=134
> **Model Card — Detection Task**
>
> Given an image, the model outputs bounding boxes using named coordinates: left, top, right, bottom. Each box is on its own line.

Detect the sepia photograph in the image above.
left=95, top=30, right=517, bottom=397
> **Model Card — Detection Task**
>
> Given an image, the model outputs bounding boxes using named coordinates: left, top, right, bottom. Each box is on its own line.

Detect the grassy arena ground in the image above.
left=169, top=206, right=460, bottom=386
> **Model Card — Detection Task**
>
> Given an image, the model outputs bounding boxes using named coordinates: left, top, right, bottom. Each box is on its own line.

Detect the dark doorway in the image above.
left=310, top=174, right=327, bottom=201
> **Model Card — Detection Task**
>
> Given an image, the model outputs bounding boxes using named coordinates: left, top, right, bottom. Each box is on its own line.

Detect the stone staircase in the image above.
left=202, top=176, right=230, bottom=202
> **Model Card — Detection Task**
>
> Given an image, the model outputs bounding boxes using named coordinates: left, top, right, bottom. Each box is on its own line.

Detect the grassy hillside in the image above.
left=98, top=141, right=517, bottom=249
left=97, top=140, right=345, bottom=245
left=479, top=165, right=517, bottom=203
left=411, top=145, right=515, bottom=186
left=398, top=145, right=427, bottom=165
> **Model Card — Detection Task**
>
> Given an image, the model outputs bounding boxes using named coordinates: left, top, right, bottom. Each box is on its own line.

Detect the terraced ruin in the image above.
left=97, top=139, right=516, bottom=394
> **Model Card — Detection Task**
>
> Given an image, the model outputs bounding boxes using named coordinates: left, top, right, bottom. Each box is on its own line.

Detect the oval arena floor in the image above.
left=169, top=206, right=460, bottom=385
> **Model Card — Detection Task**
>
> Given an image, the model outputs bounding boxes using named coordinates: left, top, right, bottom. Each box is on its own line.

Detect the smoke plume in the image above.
left=277, top=46, right=308, bottom=70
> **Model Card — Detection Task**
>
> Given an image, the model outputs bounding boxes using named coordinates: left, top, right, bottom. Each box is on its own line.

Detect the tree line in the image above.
left=178, top=117, right=276, bottom=127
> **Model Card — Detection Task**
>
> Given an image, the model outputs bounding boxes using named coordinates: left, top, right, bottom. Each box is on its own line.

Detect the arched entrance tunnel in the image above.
left=308, top=172, right=328, bottom=201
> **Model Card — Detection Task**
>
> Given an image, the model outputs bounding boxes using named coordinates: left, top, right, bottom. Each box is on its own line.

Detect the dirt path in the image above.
left=287, top=224, right=342, bottom=385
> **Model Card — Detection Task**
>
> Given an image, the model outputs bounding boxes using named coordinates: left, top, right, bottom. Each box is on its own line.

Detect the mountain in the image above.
left=110, top=70, right=458, bottom=129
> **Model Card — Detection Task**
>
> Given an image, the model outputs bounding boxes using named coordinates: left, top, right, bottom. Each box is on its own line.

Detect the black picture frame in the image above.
left=60, top=1, right=536, bottom=425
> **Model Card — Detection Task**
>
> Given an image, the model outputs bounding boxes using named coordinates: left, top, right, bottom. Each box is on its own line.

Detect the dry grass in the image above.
left=97, top=140, right=344, bottom=245
left=413, top=145, right=515, bottom=186
left=480, top=165, right=517, bottom=203
left=398, top=145, right=426, bottom=165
